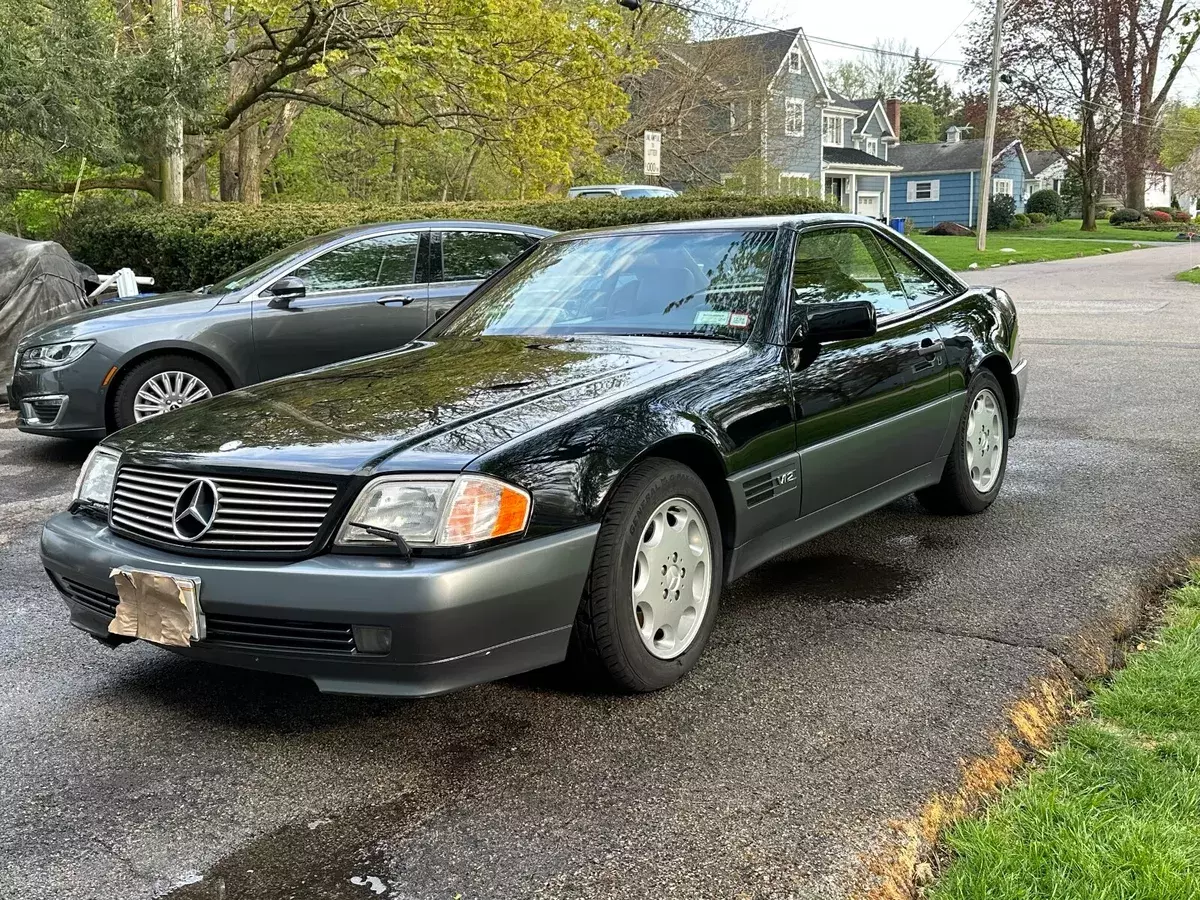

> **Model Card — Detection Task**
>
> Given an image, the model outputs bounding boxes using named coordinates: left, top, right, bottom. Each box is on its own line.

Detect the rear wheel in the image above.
left=112, top=355, right=226, bottom=431
left=917, top=370, right=1009, bottom=515
left=570, top=458, right=723, bottom=692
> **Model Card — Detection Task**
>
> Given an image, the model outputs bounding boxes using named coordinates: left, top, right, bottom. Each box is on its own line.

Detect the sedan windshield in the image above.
left=435, top=229, right=778, bottom=341
left=209, top=234, right=332, bottom=293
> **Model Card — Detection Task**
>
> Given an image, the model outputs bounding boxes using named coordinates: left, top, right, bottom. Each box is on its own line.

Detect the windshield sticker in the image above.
left=729, top=313, right=751, bottom=328
left=694, top=311, right=731, bottom=327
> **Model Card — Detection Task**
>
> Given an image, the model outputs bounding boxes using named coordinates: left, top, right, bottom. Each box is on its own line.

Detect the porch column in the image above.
left=850, top=173, right=857, bottom=213
left=883, top=174, right=891, bottom=219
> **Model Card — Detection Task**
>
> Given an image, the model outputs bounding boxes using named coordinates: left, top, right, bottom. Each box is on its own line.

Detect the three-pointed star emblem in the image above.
left=171, top=478, right=219, bottom=541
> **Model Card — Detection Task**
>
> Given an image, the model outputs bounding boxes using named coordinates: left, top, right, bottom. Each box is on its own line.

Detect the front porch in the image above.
left=824, top=170, right=892, bottom=221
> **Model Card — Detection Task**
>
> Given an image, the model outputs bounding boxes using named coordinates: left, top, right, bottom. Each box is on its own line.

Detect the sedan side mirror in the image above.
left=793, top=301, right=877, bottom=345
left=266, top=276, right=306, bottom=309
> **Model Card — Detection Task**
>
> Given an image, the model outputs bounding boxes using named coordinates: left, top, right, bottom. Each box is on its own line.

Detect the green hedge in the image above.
left=1113, top=221, right=1199, bottom=233
left=61, top=195, right=840, bottom=292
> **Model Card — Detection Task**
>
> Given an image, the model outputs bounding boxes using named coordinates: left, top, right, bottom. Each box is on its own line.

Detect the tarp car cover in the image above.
left=0, top=233, right=91, bottom=388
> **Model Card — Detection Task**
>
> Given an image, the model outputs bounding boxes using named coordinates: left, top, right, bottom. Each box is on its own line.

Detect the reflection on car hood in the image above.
left=106, top=335, right=736, bottom=474
left=22, top=290, right=222, bottom=341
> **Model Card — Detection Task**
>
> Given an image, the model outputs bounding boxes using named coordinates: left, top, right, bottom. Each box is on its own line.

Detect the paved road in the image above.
left=3, top=244, right=1199, bottom=900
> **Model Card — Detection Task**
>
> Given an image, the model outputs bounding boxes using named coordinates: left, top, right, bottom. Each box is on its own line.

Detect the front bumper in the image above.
left=41, top=512, right=598, bottom=696
left=11, top=356, right=112, bottom=439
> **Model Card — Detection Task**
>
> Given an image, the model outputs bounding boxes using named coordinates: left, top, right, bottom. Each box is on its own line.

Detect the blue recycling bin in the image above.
left=889, top=217, right=906, bottom=234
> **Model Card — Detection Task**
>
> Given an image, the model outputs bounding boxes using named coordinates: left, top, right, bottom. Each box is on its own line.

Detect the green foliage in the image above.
left=1025, top=189, right=1063, bottom=220
left=900, top=104, right=940, bottom=143
left=1026, top=212, right=1047, bottom=225
left=63, top=195, right=841, bottom=291
left=1110, top=207, right=1143, bottom=225
left=1147, top=209, right=1173, bottom=224
left=1174, top=209, right=1192, bottom=223
left=987, top=194, right=1016, bottom=231
left=1161, top=101, right=1200, bottom=170
left=1012, top=213, right=1030, bottom=229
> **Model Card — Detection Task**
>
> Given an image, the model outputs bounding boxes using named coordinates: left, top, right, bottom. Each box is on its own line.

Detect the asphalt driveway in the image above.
left=3, top=243, right=1199, bottom=900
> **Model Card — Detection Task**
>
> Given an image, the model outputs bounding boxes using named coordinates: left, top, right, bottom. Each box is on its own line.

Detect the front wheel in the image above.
left=112, top=354, right=227, bottom=431
left=570, top=458, right=723, bottom=692
left=917, top=370, right=1009, bottom=515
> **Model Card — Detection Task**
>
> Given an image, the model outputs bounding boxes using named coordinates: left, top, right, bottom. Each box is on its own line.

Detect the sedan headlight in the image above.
left=20, top=341, right=94, bottom=369
left=73, top=446, right=121, bottom=509
left=336, top=474, right=532, bottom=549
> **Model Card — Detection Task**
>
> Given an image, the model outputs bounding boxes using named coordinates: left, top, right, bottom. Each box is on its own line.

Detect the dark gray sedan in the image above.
left=8, top=220, right=552, bottom=438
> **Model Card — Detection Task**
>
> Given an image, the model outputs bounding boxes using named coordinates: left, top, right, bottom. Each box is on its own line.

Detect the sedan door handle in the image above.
left=918, top=339, right=945, bottom=357
left=377, top=294, right=417, bottom=306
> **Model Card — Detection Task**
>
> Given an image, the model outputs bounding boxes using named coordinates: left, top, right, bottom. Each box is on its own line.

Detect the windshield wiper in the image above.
left=349, top=522, right=412, bottom=558
left=578, top=331, right=740, bottom=341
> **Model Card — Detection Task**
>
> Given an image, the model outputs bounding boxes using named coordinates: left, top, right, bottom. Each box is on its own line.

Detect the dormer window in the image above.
left=866, top=137, right=878, bottom=156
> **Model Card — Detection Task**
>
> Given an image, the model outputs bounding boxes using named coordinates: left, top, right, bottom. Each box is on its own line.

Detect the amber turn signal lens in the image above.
left=441, top=476, right=531, bottom=545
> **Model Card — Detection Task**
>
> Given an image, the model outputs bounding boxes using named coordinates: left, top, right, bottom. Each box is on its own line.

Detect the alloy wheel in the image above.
left=133, top=371, right=213, bottom=422
left=631, top=496, right=713, bottom=660
left=965, top=388, right=1004, bottom=493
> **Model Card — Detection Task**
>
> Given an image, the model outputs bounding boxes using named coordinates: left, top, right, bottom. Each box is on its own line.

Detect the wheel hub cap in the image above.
left=631, top=497, right=713, bottom=660
left=965, top=388, right=1004, bottom=493
left=133, top=371, right=213, bottom=423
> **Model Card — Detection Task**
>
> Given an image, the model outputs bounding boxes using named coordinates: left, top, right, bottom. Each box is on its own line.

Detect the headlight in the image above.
left=73, top=447, right=121, bottom=509
left=336, top=474, right=532, bottom=549
left=20, top=341, right=94, bottom=369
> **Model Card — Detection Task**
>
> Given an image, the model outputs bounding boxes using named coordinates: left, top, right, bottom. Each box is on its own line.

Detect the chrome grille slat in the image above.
left=110, top=465, right=339, bottom=553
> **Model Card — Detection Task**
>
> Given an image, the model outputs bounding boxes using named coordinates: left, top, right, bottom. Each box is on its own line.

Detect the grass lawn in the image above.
left=1177, top=268, right=1200, bottom=284
left=931, top=568, right=1200, bottom=900
left=910, top=234, right=1139, bottom=272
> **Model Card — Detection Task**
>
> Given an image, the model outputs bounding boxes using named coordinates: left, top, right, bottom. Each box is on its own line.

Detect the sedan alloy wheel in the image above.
left=133, top=371, right=214, bottom=422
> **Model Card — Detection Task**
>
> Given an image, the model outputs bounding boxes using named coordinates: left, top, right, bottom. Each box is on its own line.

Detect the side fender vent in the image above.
left=744, top=472, right=776, bottom=508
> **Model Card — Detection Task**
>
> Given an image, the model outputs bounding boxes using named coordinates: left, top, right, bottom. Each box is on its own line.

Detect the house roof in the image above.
left=680, top=28, right=804, bottom=90
left=888, top=138, right=1032, bottom=176
left=1026, top=150, right=1064, bottom=177
left=823, top=146, right=901, bottom=170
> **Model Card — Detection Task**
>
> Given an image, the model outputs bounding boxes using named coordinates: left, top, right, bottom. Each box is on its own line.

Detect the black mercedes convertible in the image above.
left=43, top=214, right=1027, bottom=696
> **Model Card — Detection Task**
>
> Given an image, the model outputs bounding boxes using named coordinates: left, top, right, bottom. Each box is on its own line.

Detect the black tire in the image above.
left=570, top=458, right=724, bottom=692
left=111, top=354, right=227, bottom=431
left=917, top=369, right=1009, bottom=515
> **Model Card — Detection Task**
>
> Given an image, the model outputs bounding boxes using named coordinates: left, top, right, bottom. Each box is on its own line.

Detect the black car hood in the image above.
left=107, top=336, right=736, bottom=474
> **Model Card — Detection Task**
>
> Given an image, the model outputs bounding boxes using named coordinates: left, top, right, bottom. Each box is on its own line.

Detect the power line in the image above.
left=930, top=10, right=975, bottom=59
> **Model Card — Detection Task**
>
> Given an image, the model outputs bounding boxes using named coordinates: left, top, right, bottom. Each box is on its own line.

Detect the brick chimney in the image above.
left=885, top=98, right=901, bottom=140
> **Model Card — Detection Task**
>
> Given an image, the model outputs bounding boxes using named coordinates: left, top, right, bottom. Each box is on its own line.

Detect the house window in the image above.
left=789, top=50, right=801, bottom=73
left=907, top=180, right=940, bottom=202
left=866, top=137, right=878, bottom=156
left=779, top=172, right=814, bottom=196
left=822, top=115, right=842, bottom=147
left=785, top=98, right=805, bottom=136
left=729, top=100, right=751, bottom=135
left=993, top=178, right=1014, bottom=197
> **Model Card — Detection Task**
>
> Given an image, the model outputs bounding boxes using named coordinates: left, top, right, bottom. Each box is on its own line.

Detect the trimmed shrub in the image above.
left=987, top=193, right=1016, bottom=231
left=62, top=195, right=841, bottom=292
left=1013, top=213, right=1031, bottom=229
left=1110, top=207, right=1143, bottom=225
left=1147, top=209, right=1172, bottom=224
left=1172, top=209, right=1191, bottom=222
left=1026, top=212, right=1047, bottom=225
left=1025, top=189, right=1063, bottom=220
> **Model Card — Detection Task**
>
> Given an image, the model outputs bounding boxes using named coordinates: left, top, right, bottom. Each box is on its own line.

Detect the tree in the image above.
left=1159, top=100, right=1200, bottom=169
left=1100, top=0, right=1200, bottom=210
left=827, top=39, right=911, bottom=100
left=827, top=59, right=871, bottom=98
left=901, top=51, right=939, bottom=104
left=900, top=103, right=940, bottom=143
left=964, top=0, right=1121, bottom=231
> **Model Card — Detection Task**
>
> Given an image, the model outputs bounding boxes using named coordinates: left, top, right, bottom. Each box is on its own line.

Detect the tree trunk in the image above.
left=220, top=131, right=240, bottom=201
left=460, top=146, right=481, bottom=199
left=239, top=120, right=261, bottom=205
left=392, top=137, right=406, bottom=203
left=1122, top=126, right=1147, bottom=210
left=183, top=135, right=210, bottom=201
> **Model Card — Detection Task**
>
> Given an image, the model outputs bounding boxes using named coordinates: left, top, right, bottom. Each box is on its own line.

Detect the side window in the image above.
left=293, top=238, right=388, bottom=293
left=792, top=227, right=908, bottom=319
left=440, top=231, right=534, bottom=282
left=375, top=232, right=421, bottom=286
left=874, top=238, right=949, bottom=309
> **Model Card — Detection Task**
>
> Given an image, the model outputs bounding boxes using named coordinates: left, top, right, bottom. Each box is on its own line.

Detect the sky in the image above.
left=738, top=0, right=1200, bottom=98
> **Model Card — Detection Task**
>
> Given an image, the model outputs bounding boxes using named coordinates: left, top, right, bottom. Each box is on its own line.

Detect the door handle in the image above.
left=377, top=294, right=417, bottom=306
left=918, top=338, right=945, bottom=357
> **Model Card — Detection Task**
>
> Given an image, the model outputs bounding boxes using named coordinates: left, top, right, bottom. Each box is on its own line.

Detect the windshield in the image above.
left=434, top=229, right=778, bottom=341
left=209, top=233, right=333, bottom=293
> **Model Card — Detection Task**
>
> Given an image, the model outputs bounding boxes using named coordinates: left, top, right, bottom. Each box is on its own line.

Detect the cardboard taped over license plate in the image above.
left=108, top=568, right=205, bottom=647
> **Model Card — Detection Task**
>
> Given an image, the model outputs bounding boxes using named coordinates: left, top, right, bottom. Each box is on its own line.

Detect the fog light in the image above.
left=352, top=625, right=392, bottom=655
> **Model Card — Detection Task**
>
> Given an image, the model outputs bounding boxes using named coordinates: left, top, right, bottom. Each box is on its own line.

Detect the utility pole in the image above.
left=156, top=0, right=184, bottom=204
left=976, top=0, right=1005, bottom=252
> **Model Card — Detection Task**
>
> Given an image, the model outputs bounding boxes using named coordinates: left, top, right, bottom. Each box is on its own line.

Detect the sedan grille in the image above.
left=110, top=465, right=339, bottom=553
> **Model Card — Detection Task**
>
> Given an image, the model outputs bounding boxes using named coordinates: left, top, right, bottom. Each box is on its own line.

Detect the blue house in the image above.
left=888, top=128, right=1033, bottom=229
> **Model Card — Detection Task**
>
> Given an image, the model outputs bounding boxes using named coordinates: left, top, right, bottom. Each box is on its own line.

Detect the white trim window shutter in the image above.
left=907, top=181, right=917, bottom=202
left=930, top=180, right=940, bottom=201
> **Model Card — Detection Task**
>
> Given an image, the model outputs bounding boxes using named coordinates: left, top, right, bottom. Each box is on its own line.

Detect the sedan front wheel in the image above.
left=112, top=354, right=227, bottom=431
left=571, top=458, right=723, bottom=692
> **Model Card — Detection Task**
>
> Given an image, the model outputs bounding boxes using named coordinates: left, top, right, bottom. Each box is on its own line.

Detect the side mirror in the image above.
left=266, top=276, right=306, bottom=309
left=793, top=301, right=877, bottom=345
